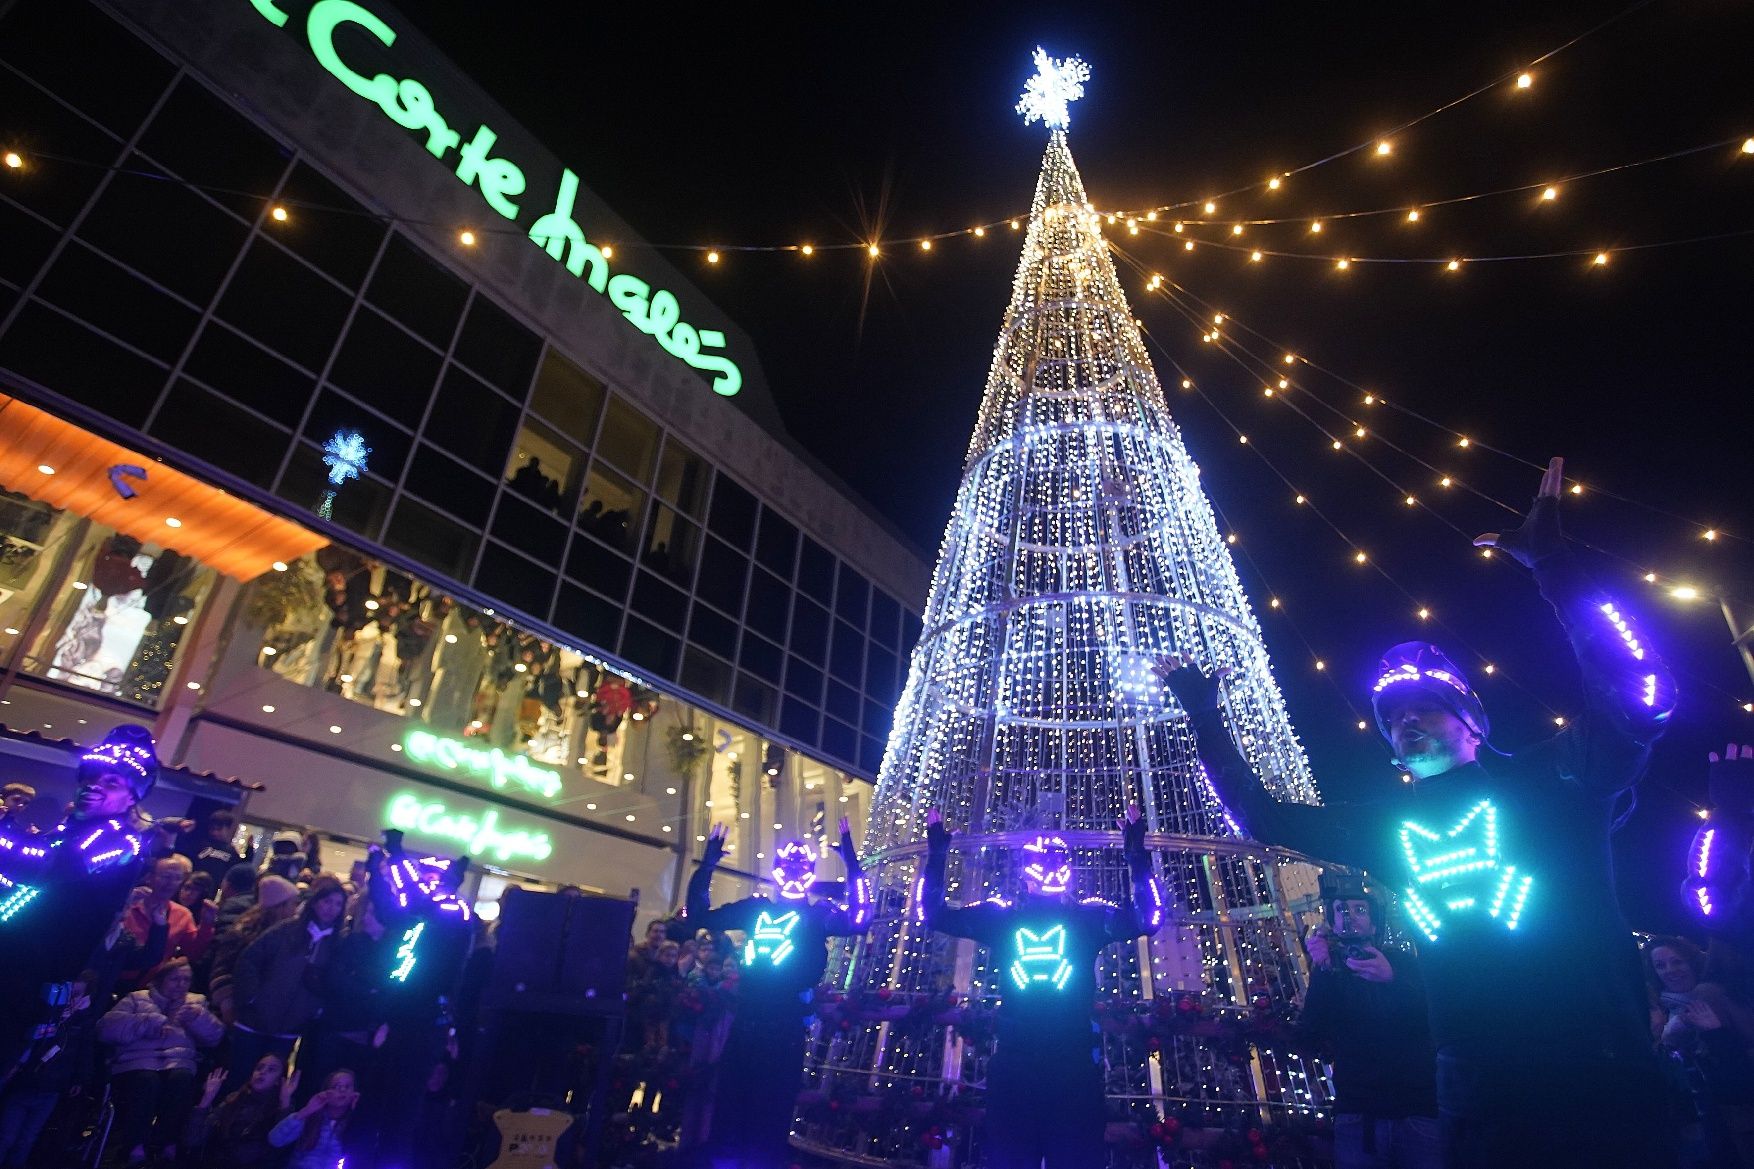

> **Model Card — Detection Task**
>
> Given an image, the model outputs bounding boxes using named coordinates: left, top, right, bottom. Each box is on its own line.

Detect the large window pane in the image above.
left=383, top=497, right=478, bottom=580
left=215, top=239, right=350, bottom=371
left=577, top=462, right=645, bottom=555
left=694, top=538, right=747, bottom=617
left=641, top=505, right=699, bottom=589
left=528, top=349, right=604, bottom=448
left=137, top=77, right=287, bottom=215
left=424, top=366, right=520, bottom=475
left=151, top=380, right=289, bottom=489
left=654, top=439, right=708, bottom=517
left=454, top=294, right=540, bottom=397
left=505, top=419, right=582, bottom=516
left=1, top=1, right=174, bottom=137
left=366, top=233, right=467, bottom=348
left=327, top=309, right=443, bottom=421
left=0, top=490, right=80, bottom=665
left=183, top=324, right=313, bottom=429
left=0, top=72, right=117, bottom=225
left=755, top=508, right=799, bottom=578
left=76, top=162, right=249, bottom=304
left=595, top=396, right=658, bottom=481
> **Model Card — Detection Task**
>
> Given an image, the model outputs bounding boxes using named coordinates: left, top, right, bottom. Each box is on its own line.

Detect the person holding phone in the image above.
left=1296, top=873, right=1440, bottom=1169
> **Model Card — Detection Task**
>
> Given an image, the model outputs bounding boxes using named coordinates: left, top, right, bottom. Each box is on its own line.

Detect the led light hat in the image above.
left=771, top=839, right=819, bottom=900
left=1020, top=833, right=1073, bottom=895
left=1369, top=642, right=1489, bottom=743
left=76, top=724, right=159, bottom=801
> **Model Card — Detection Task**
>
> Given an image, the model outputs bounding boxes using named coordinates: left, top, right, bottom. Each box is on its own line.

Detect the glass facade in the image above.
left=0, top=0, right=921, bottom=778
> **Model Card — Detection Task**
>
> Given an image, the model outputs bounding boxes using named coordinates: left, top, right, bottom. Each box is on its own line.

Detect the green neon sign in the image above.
left=386, top=791, right=554, bottom=864
left=403, top=729, right=563, bottom=800
left=251, top=0, right=743, bottom=397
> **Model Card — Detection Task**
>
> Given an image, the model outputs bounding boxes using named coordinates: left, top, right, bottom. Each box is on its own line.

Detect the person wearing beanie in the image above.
left=226, top=876, right=347, bottom=1090
left=0, top=724, right=168, bottom=1075
left=1159, top=459, right=1679, bottom=1169
left=207, top=876, right=301, bottom=1028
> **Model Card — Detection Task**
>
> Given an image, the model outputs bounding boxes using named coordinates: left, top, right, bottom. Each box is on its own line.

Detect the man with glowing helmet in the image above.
left=684, top=817, right=873, bottom=1167
left=1161, top=458, right=1678, bottom=1169
left=1, top=725, right=176, bottom=1074
left=919, top=803, right=1163, bottom=1169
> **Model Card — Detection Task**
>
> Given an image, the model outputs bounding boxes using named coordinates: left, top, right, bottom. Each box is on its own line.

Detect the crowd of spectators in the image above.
left=0, top=813, right=461, bottom=1169
left=616, top=918, right=745, bottom=1150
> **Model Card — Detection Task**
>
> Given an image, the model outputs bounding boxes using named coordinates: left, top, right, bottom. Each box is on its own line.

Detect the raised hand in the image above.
left=702, top=822, right=728, bottom=867
left=1303, top=925, right=1333, bottom=969
left=1119, top=803, right=1147, bottom=856
left=925, top=808, right=952, bottom=852
left=835, top=816, right=858, bottom=866
left=1151, top=653, right=1228, bottom=713
left=280, top=1069, right=300, bottom=1111
left=201, top=1068, right=226, bottom=1107
left=1474, top=456, right=1566, bottom=568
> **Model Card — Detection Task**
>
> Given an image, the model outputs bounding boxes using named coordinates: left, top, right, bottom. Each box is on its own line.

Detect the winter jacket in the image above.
left=214, top=892, right=255, bottom=935
left=98, top=989, right=224, bottom=1074
left=232, top=917, right=336, bottom=1037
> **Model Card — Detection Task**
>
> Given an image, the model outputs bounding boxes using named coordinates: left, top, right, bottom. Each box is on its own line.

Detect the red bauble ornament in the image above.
left=1163, top=1117, right=1181, bottom=1136
left=877, top=986, right=894, bottom=1001
left=1248, top=1128, right=1264, bottom=1145
left=1177, top=995, right=1199, bottom=1014
left=911, top=1086, right=925, bottom=1098
left=1150, top=1123, right=1165, bottom=1139
left=1251, top=1146, right=1270, bottom=1162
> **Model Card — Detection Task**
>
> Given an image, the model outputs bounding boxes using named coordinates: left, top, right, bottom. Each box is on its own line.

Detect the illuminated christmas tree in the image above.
left=797, top=51, right=1332, bottom=1167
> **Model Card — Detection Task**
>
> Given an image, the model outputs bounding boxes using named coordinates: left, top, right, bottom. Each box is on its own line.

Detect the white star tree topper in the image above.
left=1015, top=47, right=1090, bottom=130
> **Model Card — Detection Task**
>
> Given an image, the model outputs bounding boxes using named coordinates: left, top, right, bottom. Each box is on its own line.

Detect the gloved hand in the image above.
left=380, top=828, right=406, bottom=857
left=1119, top=803, right=1147, bottom=859
left=1152, top=654, right=1225, bottom=714
left=1473, top=457, right=1566, bottom=568
left=925, top=808, right=952, bottom=854
left=701, top=822, right=727, bottom=869
left=836, top=817, right=859, bottom=868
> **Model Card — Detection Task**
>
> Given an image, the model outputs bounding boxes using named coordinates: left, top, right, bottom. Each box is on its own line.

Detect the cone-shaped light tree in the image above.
left=796, top=52, right=1334, bottom=1166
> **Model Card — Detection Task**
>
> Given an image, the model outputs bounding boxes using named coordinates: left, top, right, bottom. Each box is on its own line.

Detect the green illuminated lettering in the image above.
left=386, top=792, right=554, bottom=864
left=403, top=730, right=562, bottom=799
left=250, top=0, right=291, bottom=27
left=266, top=0, right=744, bottom=396
left=529, top=168, right=608, bottom=290
left=306, top=0, right=397, bottom=104
left=454, top=125, right=524, bottom=219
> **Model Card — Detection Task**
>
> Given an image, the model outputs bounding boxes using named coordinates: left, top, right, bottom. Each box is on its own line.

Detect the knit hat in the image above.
left=1368, top=641, right=1489, bottom=743
left=256, top=875, right=299, bottom=909
left=76, top=724, right=159, bottom=801
left=270, top=830, right=303, bottom=852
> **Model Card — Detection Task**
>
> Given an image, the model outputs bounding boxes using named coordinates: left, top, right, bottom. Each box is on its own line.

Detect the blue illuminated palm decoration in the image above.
left=317, top=429, right=371, bottom=519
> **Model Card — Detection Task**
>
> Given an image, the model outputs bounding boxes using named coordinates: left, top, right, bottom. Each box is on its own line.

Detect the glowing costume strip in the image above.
left=744, top=910, right=800, bottom=967
left=1008, top=925, right=1073, bottom=991
left=1397, top=800, right=1533, bottom=940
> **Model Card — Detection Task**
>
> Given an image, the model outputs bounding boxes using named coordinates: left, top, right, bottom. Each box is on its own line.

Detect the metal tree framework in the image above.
left=797, top=57, right=1333, bottom=1168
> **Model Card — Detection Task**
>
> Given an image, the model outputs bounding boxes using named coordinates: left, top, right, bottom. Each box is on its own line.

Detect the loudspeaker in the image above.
left=486, top=890, right=635, bottom=1014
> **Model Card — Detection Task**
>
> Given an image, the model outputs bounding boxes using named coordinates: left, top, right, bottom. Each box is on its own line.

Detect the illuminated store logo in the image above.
left=250, top=0, right=743, bottom=397
left=403, top=729, right=563, bottom=800
left=385, top=792, right=554, bottom=864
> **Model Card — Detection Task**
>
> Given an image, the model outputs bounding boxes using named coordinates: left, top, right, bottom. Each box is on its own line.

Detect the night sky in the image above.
left=398, top=0, right=1753, bottom=931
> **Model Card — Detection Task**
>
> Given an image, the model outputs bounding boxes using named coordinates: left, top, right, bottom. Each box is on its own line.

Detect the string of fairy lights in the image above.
left=1107, top=253, right=1754, bottom=734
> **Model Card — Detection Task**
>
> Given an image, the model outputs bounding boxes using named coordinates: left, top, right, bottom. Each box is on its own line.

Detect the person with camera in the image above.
left=1159, top=458, right=1677, bottom=1169
left=1295, top=873, right=1440, bottom=1169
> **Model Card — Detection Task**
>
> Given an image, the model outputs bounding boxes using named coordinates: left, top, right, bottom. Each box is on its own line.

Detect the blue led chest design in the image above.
left=390, top=921, right=425, bottom=983
left=0, top=874, right=40, bottom=923
left=1008, top=925, right=1073, bottom=990
left=1398, top=799, right=1534, bottom=941
left=744, top=910, right=800, bottom=967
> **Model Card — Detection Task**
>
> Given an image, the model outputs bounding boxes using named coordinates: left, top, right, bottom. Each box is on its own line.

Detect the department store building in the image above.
left=0, top=0, right=930, bottom=921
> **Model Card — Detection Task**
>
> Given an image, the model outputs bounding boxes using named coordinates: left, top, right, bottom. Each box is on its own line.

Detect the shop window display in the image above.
left=5, top=495, right=217, bottom=706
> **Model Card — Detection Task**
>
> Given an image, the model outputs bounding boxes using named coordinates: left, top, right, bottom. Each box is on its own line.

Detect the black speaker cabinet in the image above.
left=486, top=890, right=635, bottom=1015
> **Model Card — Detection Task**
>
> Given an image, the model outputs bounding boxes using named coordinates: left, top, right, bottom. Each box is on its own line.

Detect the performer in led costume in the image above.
left=685, top=817, right=873, bottom=1167
left=363, top=828, right=472, bottom=1164
left=1163, top=458, right=1678, bottom=1169
left=920, top=803, right=1164, bottom=1169
left=0, top=726, right=166, bottom=1075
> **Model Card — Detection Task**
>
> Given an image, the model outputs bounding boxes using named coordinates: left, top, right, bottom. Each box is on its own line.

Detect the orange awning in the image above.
left=0, top=394, right=327, bottom=580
